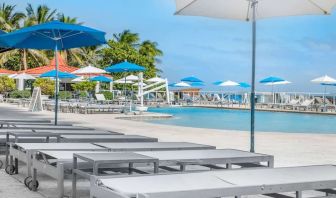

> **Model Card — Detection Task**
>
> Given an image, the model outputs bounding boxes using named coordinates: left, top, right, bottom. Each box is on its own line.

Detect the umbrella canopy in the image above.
left=265, top=80, right=292, bottom=86
left=189, top=82, right=205, bottom=87
left=40, top=70, right=77, bottom=79
left=0, top=20, right=106, bottom=125
left=0, top=20, right=106, bottom=50
left=260, top=76, right=285, bottom=84
left=72, top=76, right=87, bottom=82
left=311, top=75, right=336, bottom=84
left=146, top=76, right=165, bottom=83
left=8, top=74, right=18, bottom=78
left=216, top=80, right=239, bottom=87
left=72, top=65, right=106, bottom=74
left=169, top=82, right=191, bottom=87
left=90, top=75, right=112, bottom=83
left=181, top=76, right=203, bottom=83
left=174, top=0, right=336, bottom=153
left=105, top=61, right=146, bottom=73
left=239, top=82, right=251, bottom=88
left=175, top=1, right=336, bottom=20
left=125, top=75, right=139, bottom=81
left=12, top=73, right=35, bottom=80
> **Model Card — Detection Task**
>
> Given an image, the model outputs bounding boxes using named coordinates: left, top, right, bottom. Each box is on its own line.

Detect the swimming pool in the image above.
left=146, top=107, right=336, bottom=134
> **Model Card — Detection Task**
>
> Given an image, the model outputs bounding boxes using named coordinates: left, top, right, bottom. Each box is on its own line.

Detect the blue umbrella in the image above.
left=239, top=82, right=251, bottom=88
left=181, top=76, right=203, bottom=83
left=260, top=76, right=285, bottom=104
left=40, top=70, right=77, bottom=79
left=189, top=82, right=205, bottom=87
left=90, top=75, right=112, bottom=83
left=105, top=61, right=146, bottom=110
left=0, top=20, right=106, bottom=125
left=105, top=61, right=146, bottom=73
left=260, top=76, right=285, bottom=84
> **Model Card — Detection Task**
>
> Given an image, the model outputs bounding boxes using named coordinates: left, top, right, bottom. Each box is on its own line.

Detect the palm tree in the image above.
left=58, top=13, right=82, bottom=24
left=139, top=40, right=163, bottom=65
left=0, top=3, right=53, bottom=71
left=24, top=4, right=57, bottom=26
left=113, top=30, right=140, bottom=47
left=0, top=3, right=25, bottom=32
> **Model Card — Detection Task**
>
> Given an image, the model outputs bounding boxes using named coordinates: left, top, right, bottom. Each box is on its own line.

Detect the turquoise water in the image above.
left=147, top=107, right=336, bottom=134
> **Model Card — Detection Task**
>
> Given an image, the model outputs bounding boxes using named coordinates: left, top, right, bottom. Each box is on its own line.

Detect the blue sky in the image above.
left=4, top=0, right=336, bottom=92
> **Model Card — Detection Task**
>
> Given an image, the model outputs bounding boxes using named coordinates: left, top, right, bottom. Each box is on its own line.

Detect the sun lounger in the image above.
left=0, top=124, right=93, bottom=130
left=72, top=149, right=273, bottom=197
left=6, top=142, right=108, bottom=194
left=90, top=165, right=336, bottom=198
left=95, top=142, right=215, bottom=151
left=293, top=99, right=314, bottom=111
left=60, top=135, right=158, bottom=143
left=0, top=119, right=51, bottom=123
left=25, top=142, right=213, bottom=197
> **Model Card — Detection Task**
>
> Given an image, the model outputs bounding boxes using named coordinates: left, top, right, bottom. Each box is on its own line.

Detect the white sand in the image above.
left=4, top=103, right=336, bottom=167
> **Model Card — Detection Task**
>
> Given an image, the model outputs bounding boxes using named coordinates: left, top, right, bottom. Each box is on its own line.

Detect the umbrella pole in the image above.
left=124, top=75, right=127, bottom=113
left=54, top=45, right=59, bottom=125
left=250, top=0, right=257, bottom=153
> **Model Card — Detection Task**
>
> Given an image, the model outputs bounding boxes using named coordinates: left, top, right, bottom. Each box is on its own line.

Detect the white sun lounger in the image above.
left=72, top=149, right=273, bottom=197
left=95, top=142, right=216, bottom=151
left=0, top=124, right=93, bottom=130
left=60, top=135, right=158, bottom=143
left=90, top=165, right=336, bottom=198
left=27, top=142, right=214, bottom=197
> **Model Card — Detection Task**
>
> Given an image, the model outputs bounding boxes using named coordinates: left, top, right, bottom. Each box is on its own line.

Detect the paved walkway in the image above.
left=0, top=170, right=45, bottom=198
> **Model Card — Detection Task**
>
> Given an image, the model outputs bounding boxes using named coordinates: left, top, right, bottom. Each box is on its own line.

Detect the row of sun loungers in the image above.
left=0, top=118, right=335, bottom=198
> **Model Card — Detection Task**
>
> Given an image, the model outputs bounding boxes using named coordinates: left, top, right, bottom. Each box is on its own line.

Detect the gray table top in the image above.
left=4, top=125, right=92, bottom=130
left=7, top=131, right=61, bottom=137
left=95, top=142, right=215, bottom=151
left=74, top=152, right=158, bottom=163
left=14, top=143, right=106, bottom=151
left=98, top=165, right=336, bottom=196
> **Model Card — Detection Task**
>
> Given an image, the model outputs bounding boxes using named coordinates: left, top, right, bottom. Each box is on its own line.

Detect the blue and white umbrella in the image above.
left=312, top=75, right=336, bottom=111
left=181, top=76, right=203, bottom=83
left=260, top=76, right=286, bottom=103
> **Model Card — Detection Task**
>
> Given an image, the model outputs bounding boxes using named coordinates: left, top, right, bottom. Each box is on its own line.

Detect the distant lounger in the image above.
left=90, top=165, right=336, bottom=198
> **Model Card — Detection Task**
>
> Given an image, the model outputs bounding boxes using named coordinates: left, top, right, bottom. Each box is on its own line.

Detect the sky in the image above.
left=3, top=0, right=336, bottom=92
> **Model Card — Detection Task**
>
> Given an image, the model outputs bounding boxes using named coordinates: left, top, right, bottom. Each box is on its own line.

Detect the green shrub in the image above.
left=59, top=91, right=72, bottom=100
left=0, top=76, right=15, bottom=94
left=99, top=91, right=113, bottom=100
left=72, top=81, right=96, bottom=92
left=79, top=91, right=88, bottom=99
left=9, top=90, right=31, bottom=98
left=33, top=78, right=55, bottom=96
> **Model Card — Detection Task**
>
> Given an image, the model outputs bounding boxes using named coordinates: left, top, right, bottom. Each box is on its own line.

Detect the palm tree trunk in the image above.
left=22, top=49, right=28, bottom=71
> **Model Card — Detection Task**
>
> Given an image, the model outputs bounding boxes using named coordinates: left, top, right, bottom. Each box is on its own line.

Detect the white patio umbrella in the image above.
left=125, top=74, right=139, bottom=81
left=114, top=79, right=134, bottom=84
left=72, top=76, right=87, bottom=82
left=8, top=73, right=17, bottom=78
left=312, top=75, right=336, bottom=111
left=146, top=76, right=165, bottom=83
left=72, top=65, right=106, bottom=75
left=174, top=82, right=191, bottom=87
left=13, top=73, right=35, bottom=91
left=174, top=0, right=336, bottom=152
left=217, top=80, right=239, bottom=102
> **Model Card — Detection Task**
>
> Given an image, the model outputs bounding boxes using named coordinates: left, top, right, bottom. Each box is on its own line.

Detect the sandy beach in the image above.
left=2, top=103, right=335, bottom=167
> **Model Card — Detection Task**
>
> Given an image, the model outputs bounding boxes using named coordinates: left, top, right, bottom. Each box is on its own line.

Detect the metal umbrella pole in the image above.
left=250, top=0, right=257, bottom=153
left=124, top=75, right=127, bottom=113
left=54, top=45, right=59, bottom=125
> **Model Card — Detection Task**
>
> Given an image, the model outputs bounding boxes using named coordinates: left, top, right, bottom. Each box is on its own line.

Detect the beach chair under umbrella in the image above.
left=174, top=0, right=336, bottom=152
left=0, top=20, right=106, bottom=125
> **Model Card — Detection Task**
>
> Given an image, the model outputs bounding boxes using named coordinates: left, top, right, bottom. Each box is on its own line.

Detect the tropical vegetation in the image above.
left=0, top=75, right=15, bottom=93
left=0, top=3, right=163, bottom=78
left=33, top=78, right=55, bottom=95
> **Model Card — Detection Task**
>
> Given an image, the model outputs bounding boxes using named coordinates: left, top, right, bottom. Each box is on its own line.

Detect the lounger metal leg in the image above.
left=72, top=157, right=77, bottom=198
left=227, top=163, right=232, bottom=169
left=268, top=159, right=275, bottom=168
left=129, top=163, right=133, bottom=174
left=14, top=158, right=18, bottom=174
left=93, top=163, right=99, bottom=176
left=154, top=162, right=159, bottom=173
left=27, top=150, right=31, bottom=177
left=296, top=191, right=302, bottom=198
left=57, top=162, right=64, bottom=198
